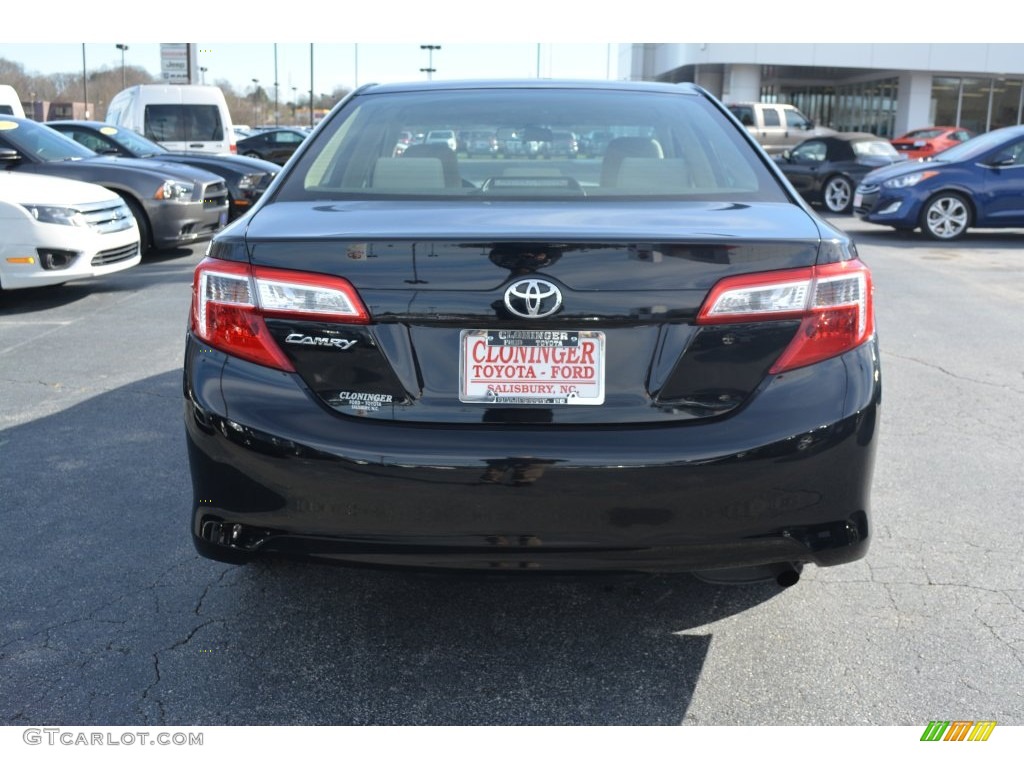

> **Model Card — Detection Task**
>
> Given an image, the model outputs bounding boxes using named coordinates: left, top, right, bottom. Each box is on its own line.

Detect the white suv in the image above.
left=425, top=129, right=457, bottom=152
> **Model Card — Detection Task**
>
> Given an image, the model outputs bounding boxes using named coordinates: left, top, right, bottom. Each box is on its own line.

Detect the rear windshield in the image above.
left=852, top=140, right=900, bottom=159
left=277, top=88, right=787, bottom=202
left=144, top=104, right=224, bottom=143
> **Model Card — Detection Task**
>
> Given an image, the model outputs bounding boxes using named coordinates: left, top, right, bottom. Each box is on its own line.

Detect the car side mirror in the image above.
left=781, top=150, right=792, bottom=162
left=986, top=152, right=1015, bottom=167
left=0, top=147, right=22, bottom=164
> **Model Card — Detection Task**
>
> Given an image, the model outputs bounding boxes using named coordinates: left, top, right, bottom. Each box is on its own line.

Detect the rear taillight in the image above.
left=191, top=257, right=369, bottom=371
left=229, top=144, right=237, bottom=154
left=697, top=258, right=873, bottom=374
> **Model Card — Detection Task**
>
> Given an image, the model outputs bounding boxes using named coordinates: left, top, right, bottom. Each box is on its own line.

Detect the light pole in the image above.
left=273, top=43, right=279, bottom=127
left=291, top=86, right=297, bottom=121
left=115, top=44, right=128, bottom=90
left=81, top=44, right=88, bottom=119
left=251, top=78, right=260, bottom=126
left=200, top=66, right=208, bottom=85
left=420, top=44, right=441, bottom=81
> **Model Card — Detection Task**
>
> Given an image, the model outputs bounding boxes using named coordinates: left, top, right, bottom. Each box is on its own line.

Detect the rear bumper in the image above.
left=184, top=334, right=881, bottom=572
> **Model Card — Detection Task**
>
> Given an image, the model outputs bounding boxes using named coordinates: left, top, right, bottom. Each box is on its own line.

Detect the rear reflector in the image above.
left=697, top=259, right=873, bottom=373
left=191, top=257, right=369, bottom=370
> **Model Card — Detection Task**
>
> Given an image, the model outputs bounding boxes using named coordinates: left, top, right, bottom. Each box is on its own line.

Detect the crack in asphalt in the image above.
left=1, top=558, right=239, bottom=724
left=194, top=565, right=241, bottom=616
left=0, top=376, right=180, bottom=400
left=885, top=351, right=1024, bottom=396
left=0, top=377, right=64, bottom=386
left=142, top=618, right=229, bottom=725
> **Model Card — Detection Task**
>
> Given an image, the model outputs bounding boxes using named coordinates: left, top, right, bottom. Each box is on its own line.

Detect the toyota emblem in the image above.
left=503, top=279, right=563, bottom=319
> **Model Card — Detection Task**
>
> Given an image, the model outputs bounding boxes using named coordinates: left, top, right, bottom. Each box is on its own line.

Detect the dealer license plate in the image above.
left=459, top=329, right=605, bottom=405
left=853, top=192, right=863, bottom=209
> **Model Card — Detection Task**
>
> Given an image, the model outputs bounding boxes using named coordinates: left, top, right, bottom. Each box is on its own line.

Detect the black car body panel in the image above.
left=185, top=337, right=878, bottom=571
left=184, top=80, right=880, bottom=576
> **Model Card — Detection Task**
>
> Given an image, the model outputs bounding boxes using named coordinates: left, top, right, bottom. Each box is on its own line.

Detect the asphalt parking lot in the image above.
left=1, top=217, right=1022, bottom=726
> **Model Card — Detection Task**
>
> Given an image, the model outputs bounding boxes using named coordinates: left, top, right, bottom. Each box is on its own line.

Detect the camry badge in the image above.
left=503, top=279, right=562, bottom=319
left=284, top=333, right=358, bottom=350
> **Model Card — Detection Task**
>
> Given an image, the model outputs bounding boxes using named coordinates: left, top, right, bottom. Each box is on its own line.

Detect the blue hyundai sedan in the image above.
left=854, top=125, right=1024, bottom=240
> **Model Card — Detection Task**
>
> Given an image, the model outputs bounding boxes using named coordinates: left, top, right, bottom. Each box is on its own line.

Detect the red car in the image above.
left=891, top=126, right=973, bottom=159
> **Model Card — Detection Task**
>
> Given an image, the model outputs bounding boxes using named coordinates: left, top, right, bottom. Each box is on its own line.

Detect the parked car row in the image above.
left=0, top=116, right=229, bottom=256
left=0, top=83, right=298, bottom=292
left=770, top=123, right=1024, bottom=239
left=391, top=126, right=640, bottom=160
left=47, top=121, right=279, bottom=221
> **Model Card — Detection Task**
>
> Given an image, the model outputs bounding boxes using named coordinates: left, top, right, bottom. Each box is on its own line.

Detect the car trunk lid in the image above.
left=242, top=199, right=823, bottom=425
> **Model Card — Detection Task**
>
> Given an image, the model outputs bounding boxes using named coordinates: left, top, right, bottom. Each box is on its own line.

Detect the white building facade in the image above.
left=624, top=44, right=1024, bottom=137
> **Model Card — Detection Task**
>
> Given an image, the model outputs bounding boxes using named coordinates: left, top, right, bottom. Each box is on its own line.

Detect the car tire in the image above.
left=244, top=151, right=261, bottom=159
left=119, top=195, right=152, bottom=254
left=920, top=192, right=971, bottom=240
left=822, top=175, right=853, bottom=214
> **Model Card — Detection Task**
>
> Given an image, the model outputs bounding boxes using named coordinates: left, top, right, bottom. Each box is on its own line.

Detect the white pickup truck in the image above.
left=727, top=102, right=836, bottom=154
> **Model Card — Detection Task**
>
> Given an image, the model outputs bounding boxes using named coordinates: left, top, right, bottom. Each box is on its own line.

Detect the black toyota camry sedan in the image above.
left=184, top=80, right=880, bottom=585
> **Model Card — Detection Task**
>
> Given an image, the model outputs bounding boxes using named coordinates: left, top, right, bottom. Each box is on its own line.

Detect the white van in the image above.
left=106, top=85, right=236, bottom=155
left=0, top=85, right=26, bottom=118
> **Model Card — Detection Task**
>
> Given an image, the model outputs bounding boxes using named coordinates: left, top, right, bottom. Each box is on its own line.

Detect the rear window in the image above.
left=144, top=104, right=224, bottom=143
left=906, top=128, right=944, bottom=139
left=278, top=88, right=786, bottom=203
left=852, top=140, right=900, bottom=159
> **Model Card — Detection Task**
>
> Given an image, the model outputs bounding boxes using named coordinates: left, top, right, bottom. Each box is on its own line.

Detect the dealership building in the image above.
left=624, top=44, right=1024, bottom=137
